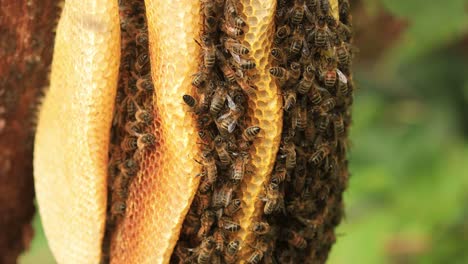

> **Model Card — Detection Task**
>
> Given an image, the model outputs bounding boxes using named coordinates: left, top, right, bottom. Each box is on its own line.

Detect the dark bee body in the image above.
left=225, top=240, right=240, bottom=264
left=271, top=48, right=287, bottom=65
left=252, top=221, right=271, bottom=235
left=324, top=68, right=337, bottom=87
left=297, top=65, right=315, bottom=94
left=210, top=86, right=227, bottom=116
left=121, top=136, right=138, bottom=152
left=283, top=90, right=297, bottom=111
left=274, top=24, right=291, bottom=45
left=221, top=19, right=244, bottom=37
left=333, top=114, right=345, bottom=137
left=197, top=237, right=216, bottom=264
left=308, top=86, right=322, bottom=105
left=136, top=133, right=156, bottom=149
left=134, top=52, right=150, bottom=74
left=213, top=229, right=226, bottom=252
left=218, top=217, right=240, bottom=233
left=282, top=140, right=297, bottom=171
left=200, top=35, right=216, bottom=69
left=231, top=152, right=249, bottom=181
left=290, top=0, right=305, bottom=25
left=224, top=198, right=241, bottom=216
left=192, top=71, right=207, bottom=88
left=242, top=126, right=261, bottom=142
left=285, top=229, right=307, bottom=249
left=309, top=144, right=330, bottom=165
left=183, top=94, right=197, bottom=108
left=214, top=136, right=232, bottom=166
left=224, top=37, right=249, bottom=55
left=197, top=210, right=216, bottom=239
left=320, top=97, right=336, bottom=112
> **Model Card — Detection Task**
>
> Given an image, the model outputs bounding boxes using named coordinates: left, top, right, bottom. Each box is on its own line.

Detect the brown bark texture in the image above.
left=0, top=1, right=59, bottom=262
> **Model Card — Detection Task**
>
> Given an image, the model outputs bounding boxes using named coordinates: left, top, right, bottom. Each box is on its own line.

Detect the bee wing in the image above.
left=226, top=95, right=237, bottom=110
left=336, top=69, right=348, bottom=84
left=231, top=53, right=241, bottom=63
left=228, top=121, right=237, bottom=133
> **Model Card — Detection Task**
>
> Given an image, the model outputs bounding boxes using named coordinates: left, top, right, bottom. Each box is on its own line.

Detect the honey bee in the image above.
left=220, top=19, right=244, bottom=37
left=136, top=133, right=156, bottom=150
left=309, top=144, right=330, bottom=166
left=271, top=164, right=287, bottom=183
left=236, top=77, right=256, bottom=96
left=213, top=229, right=226, bottom=252
left=295, top=98, right=308, bottom=131
left=225, top=0, right=245, bottom=27
left=134, top=52, right=150, bottom=74
left=233, top=57, right=256, bottom=70
left=309, top=16, right=331, bottom=48
left=334, top=40, right=349, bottom=66
left=224, top=240, right=240, bottom=264
left=196, top=237, right=216, bottom=264
left=307, top=85, right=322, bottom=105
left=120, top=136, right=138, bottom=152
left=110, top=201, right=126, bottom=217
left=198, top=34, right=216, bottom=69
left=218, top=216, right=240, bottom=233
left=111, top=173, right=128, bottom=201
left=198, top=130, right=214, bottom=145
left=197, top=114, right=214, bottom=129
left=285, top=229, right=307, bottom=249
left=296, top=64, right=315, bottom=94
left=210, top=85, right=227, bottom=116
left=273, top=24, right=291, bottom=45
left=316, top=113, right=330, bottom=134
left=204, top=15, right=218, bottom=34
left=217, top=96, right=243, bottom=133
left=333, top=114, right=345, bottom=137
left=196, top=151, right=217, bottom=185
left=323, top=68, right=337, bottom=87
left=197, top=210, right=216, bottom=239
left=283, top=89, right=297, bottom=111
left=135, top=32, right=148, bottom=47
left=247, top=239, right=269, bottom=264
left=224, top=198, right=241, bottom=216
left=293, top=159, right=307, bottom=194
left=135, top=74, right=154, bottom=92
left=214, top=136, right=233, bottom=166
left=251, top=221, right=271, bottom=235
left=135, top=107, right=153, bottom=125
left=216, top=50, right=237, bottom=83
left=192, top=70, right=207, bottom=89
left=195, top=191, right=212, bottom=215
left=212, top=184, right=233, bottom=208
left=242, top=126, right=261, bottom=142
left=289, top=0, right=305, bottom=25
left=119, top=159, right=138, bottom=179
left=271, top=47, right=287, bottom=65
left=261, top=181, right=284, bottom=214
left=223, top=37, right=249, bottom=56
left=289, top=27, right=304, bottom=56
left=281, top=140, right=297, bottom=171
left=182, top=94, right=197, bottom=109
left=319, top=97, right=336, bottom=113
left=231, top=152, right=250, bottom=182
left=319, top=0, right=330, bottom=15
left=198, top=175, right=213, bottom=194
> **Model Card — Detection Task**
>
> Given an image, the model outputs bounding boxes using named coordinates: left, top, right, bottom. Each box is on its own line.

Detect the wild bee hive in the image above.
left=34, top=0, right=354, bottom=263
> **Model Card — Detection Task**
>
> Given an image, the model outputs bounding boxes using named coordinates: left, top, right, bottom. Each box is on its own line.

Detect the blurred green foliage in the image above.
left=20, top=0, right=468, bottom=263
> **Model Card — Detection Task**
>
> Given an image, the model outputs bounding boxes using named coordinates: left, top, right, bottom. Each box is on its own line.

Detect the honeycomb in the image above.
left=33, top=1, right=120, bottom=263
left=109, top=0, right=202, bottom=263
left=235, top=0, right=282, bottom=259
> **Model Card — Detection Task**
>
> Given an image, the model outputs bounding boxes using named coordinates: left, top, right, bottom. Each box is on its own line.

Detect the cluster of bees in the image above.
left=175, top=0, right=354, bottom=263
left=172, top=0, right=263, bottom=263
left=266, top=0, right=353, bottom=262
left=103, top=0, right=156, bottom=261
